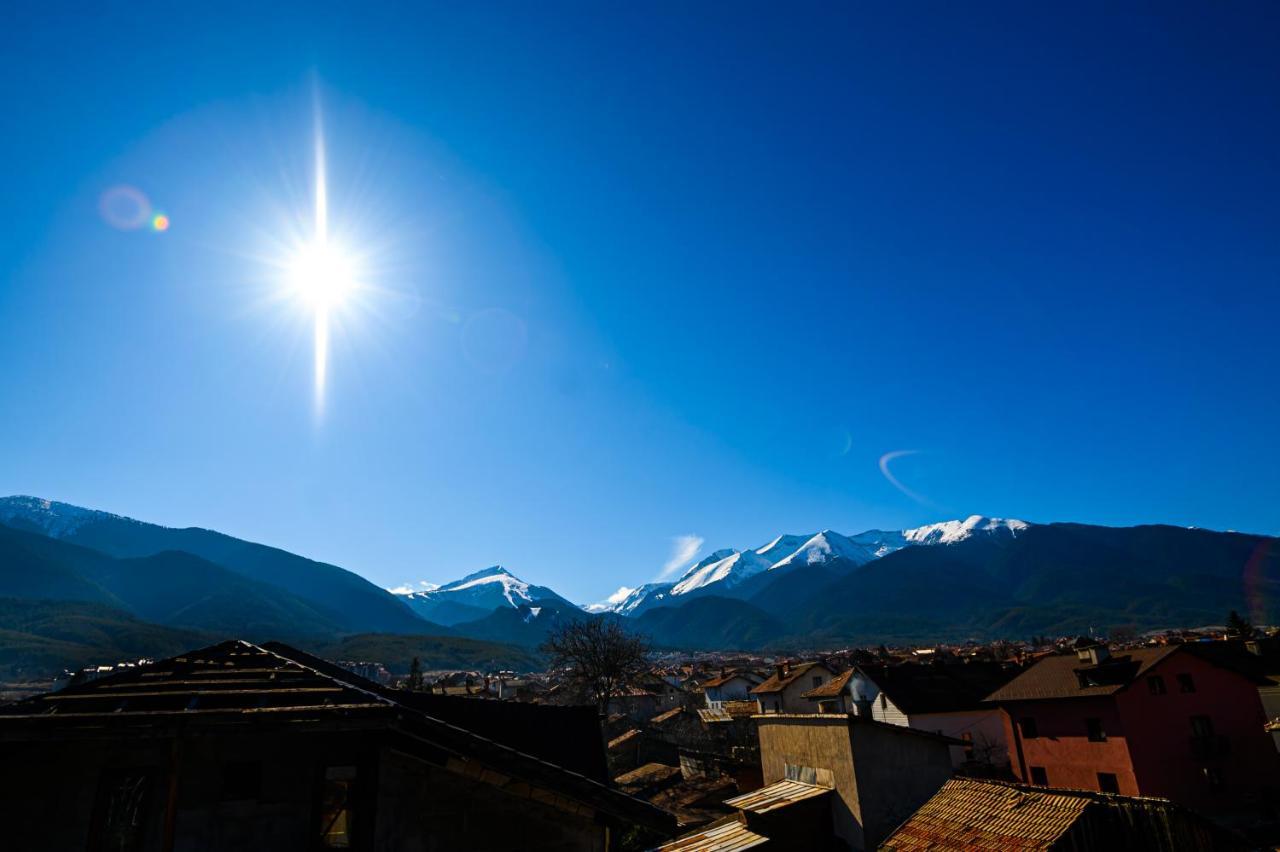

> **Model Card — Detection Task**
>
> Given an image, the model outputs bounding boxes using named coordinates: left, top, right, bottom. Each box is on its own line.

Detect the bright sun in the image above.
left=288, top=240, right=359, bottom=310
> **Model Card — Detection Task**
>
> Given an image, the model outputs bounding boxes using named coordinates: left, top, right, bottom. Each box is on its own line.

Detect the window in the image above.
left=812, top=676, right=823, bottom=688
left=1019, top=716, right=1039, bottom=739
left=961, top=731, right=975, bottom=760
left=318, top=765, right=357, bottom=849
left=1086, top=717, right=1106, bottom=742
left=1177, top=673, right=1196, bottom=693
left=1203, top=766, right=1223, bottom=789
left=1097, top=772, right=1120, bottom=794
left=1190, top=715, right=1214, bottom=739
left=1148, top=675, right=1166, bottom=695
left=1029, top=766, right=1048, bottom=786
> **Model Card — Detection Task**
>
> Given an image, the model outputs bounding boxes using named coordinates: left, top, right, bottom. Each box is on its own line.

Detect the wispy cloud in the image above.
left=657, top=534, right=704, bottom=580
left=604, top=585, right=636, bottom=604
left=878, top=450, right=936, bottom=507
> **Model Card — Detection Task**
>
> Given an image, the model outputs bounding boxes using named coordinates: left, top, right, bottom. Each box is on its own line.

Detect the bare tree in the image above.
left=540, top=618, right=650, bottom=714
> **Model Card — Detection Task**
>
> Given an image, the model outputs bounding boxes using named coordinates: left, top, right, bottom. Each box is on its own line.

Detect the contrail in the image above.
left=878, top=450, right=934, bottom=506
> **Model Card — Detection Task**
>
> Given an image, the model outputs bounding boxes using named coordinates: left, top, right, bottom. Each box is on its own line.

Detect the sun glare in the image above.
left=289, top=240, right=359, bottom=310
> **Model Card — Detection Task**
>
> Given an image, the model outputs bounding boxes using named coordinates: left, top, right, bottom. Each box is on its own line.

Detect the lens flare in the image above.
left=99, top=185, right=152, bottom=230
left=151, top=213, right=170, bottom=232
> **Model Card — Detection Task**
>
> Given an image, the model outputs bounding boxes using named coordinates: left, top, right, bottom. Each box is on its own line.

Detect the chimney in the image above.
left=720, top=666, right=727, bottom=679
left=776, top=663, right=786, bottom=680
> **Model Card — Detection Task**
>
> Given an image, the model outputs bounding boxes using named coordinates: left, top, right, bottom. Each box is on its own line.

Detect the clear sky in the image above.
left=2, top=3, right=1277, bottom=604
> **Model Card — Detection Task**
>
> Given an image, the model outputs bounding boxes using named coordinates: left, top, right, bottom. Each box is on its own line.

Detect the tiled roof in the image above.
left=985, top=647, right=1179, bottom=702
left=723, top=779, right=831, bottom=814
left=881, top=778, right=1092, bottom=850
left=656, top=819, right=769, bottom=851
left=749, top=662, right=826, bottom=695
left=801, top=668, right=852, bottom=699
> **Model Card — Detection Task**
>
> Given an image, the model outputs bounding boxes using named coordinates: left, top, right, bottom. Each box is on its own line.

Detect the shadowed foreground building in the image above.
left=880, top=777, right=1244, bottom=850
left=0, top=640, right=674, bottom=851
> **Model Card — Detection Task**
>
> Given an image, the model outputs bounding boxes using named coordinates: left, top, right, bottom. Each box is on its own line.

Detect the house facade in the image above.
left=753, top=713, right=957, bottom=850
left=702, top=670, right=763, bottom=709
left=804, top=661, right=1017, bottom=770
left=986, top=643, right=1280, bottom=815
left=751, top=661, right=836, bottom=714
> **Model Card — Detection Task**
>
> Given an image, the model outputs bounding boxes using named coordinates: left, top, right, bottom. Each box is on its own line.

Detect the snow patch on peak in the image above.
left=754, top=534, right=812, bottom=564
left=772, top=530, right=874, bottom=570
left=903, top=515, right=1030, bottom=545
left=672, top=549, right=772, bottom=596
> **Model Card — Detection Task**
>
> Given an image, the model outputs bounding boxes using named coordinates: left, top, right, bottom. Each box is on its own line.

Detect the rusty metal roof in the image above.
left=880, top=777, right=1244, bottom=851
left=882, top=778, right=1090, bottom=850
left=723, top=779, right=831, bottom=814
left=656, top=819, right=769, bottom=851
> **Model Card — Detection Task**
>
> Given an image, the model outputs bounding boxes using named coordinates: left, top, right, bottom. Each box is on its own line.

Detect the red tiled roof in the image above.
left=801, top=668, right=852, bottom=699
left=750, top=662, right=827, bottom=695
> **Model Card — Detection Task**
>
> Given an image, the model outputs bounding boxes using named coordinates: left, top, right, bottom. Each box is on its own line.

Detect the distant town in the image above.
left=6, top=616, right=1278, bottom=849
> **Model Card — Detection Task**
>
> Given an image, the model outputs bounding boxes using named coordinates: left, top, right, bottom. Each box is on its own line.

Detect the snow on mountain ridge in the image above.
left=902, top=515, right=1029, bottom=545
left=770, top=530, right=875, bottom=570
left=671, top=549, right=772, bottom=596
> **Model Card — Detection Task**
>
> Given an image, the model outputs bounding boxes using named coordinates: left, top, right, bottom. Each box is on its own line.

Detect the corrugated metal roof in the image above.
left=723, top=779, right=831, bottom=814
left=881, top=778, right=1093, bottom=850
left=655, top=819, right=769, bottom=851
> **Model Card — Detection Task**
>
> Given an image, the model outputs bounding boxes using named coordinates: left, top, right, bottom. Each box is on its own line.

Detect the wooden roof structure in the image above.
left=0, top=639, right=675, bottom=834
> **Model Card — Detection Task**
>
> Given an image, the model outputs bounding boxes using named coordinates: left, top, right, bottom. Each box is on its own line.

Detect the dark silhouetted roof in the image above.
left=986, top=647, right=1180, bottom=703
left=855, top=660, right=1021, bottom=714
left=0, top=640, right=673, bottom=834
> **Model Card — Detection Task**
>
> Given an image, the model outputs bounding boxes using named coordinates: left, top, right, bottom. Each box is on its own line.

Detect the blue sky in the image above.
left=1, top=3, right=1277, bottom=604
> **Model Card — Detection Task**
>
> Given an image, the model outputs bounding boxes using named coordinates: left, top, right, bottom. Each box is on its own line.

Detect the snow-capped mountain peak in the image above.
left=753, top=534, right=811, bottom=564
left=771, top=529, right=875, bottom=570
left=392, top=564, right=574, bottom=626
left=671, top=549, right=772, bottom=596
left=902, top=515, right=1029, bottom=545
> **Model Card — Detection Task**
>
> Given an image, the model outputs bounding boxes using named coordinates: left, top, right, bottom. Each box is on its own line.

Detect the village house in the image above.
left=805, top=660, right=1018, bottom=769
left=880, top=776, right=1244, bottom=851
left=701, top=669, right=764, bottom=709
left=984, top=642, right=1280, bottom=817
left=0, top=640, right=674, bottom=851
left=751, top=661, right=836, bottom=714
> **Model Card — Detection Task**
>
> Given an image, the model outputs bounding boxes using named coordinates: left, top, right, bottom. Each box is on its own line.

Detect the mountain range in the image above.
left=1, top=496, right=1277, bottom=667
